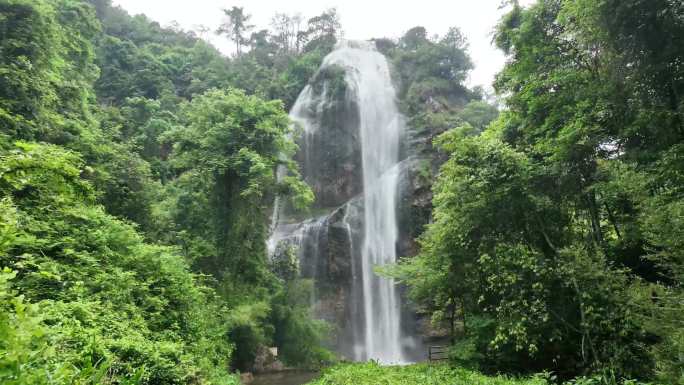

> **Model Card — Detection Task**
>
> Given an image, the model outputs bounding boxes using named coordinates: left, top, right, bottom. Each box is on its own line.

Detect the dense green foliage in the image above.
left=0, top=142, right=237, bottom=384
left=380, top=26, right=495, bottom=149
left=0, top=0, right=99, bottom=143
left=307, top=362, right=549, bottom=385
left=3, top=0, right=681, bottom=383
left=0, top=0, right=341, bottom=383
left=375, top=26, right=500, bottom=241
left=392, top=0, right=683, bottom=383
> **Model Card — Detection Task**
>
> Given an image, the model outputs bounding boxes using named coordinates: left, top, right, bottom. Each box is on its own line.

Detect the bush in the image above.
left=307, top=362, right=549, bottom=385
left=0, top=142, right=238, bottom=385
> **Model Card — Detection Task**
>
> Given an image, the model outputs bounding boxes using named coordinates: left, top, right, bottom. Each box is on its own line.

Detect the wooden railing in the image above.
left=428, top=345, right=448, bottom=362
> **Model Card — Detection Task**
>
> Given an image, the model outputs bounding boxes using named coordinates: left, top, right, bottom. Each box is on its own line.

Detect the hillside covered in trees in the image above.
left=0, top=1, right=682, bottom=385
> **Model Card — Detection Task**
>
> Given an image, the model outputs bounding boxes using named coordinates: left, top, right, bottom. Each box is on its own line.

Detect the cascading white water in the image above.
left=268, top=40, right=407, bottom=363
left=323, top=41, right=405, bottom=362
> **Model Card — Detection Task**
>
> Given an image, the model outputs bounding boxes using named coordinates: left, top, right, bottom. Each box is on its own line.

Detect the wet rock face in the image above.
left=326, top=213, right=354, bottom=283
left=294, top=67, right=363, bottom=209
left=274, top=152, right=436, bottom=360
left=271, top=199, right=364, bottom=358
left=296, top=203, right=355, bottom=295
left=292, top=157, right=434, bottom=359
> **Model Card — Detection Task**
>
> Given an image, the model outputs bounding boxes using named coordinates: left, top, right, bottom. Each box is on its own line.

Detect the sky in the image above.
left=111, top=0, right=534, bottom=89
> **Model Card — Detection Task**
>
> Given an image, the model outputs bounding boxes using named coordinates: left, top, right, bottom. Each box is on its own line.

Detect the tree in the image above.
left=271, top=13, right=305, bottom=54
left=458, top=100, right=499, bottom=133
left=1, top=0, right=333, bottom=377
left=395, top=0, right=683, bottom=381
left=304, top=8, right=342, bottom=52
left=395, top=123, right=651, bottom=378
left=307, top=8, right=341, bottom=38
left=217, top=6, right=254, bottom=56
left=400, top=26, right=429, bottom=51
left=166, top=88, right=312, bottom=286
left=0, top=142, right=237, bottom=384
left=0, top=0, right=100, bottom=143
left=192, top=23, right=210, bottom=39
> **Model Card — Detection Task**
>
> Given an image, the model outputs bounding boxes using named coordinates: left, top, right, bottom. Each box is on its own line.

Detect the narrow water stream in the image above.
left=249, top=371, right=319, bottom=385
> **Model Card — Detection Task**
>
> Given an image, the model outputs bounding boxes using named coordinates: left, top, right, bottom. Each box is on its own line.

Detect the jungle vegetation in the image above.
left=0, top=0, right=681, bottom=384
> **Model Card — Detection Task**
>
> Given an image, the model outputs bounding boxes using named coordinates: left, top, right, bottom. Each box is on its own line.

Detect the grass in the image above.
left=306, top=362, right=549, bottom=385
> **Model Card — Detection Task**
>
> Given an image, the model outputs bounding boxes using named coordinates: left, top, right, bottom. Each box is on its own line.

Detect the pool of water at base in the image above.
left=249, top=371, right=319, bottom=385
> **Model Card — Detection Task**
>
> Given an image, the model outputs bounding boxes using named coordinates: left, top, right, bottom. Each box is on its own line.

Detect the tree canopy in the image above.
left=392, top=0, right=683, bottom=383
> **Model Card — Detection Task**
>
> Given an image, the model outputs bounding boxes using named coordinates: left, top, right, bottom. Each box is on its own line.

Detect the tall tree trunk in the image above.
left=604, top=202, right=622, bottom=239
left=449, top=296, right=456, bottom=344
left=585, top=192, right=604, bottom=248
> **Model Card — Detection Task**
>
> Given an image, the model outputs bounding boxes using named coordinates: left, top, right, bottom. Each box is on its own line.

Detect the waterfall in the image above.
left=325, top=41, right=405, bottom=362
left=269, top=40, right=408, bottom=363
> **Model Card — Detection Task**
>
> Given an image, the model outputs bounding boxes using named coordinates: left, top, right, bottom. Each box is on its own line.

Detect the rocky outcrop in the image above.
left=293, top=65, right=363, bottom=209
left=271, top=199, right=363, bottom=358
left=272, top=156, right=437, bottom=360
left=251, top=346, right=285, bottom=373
